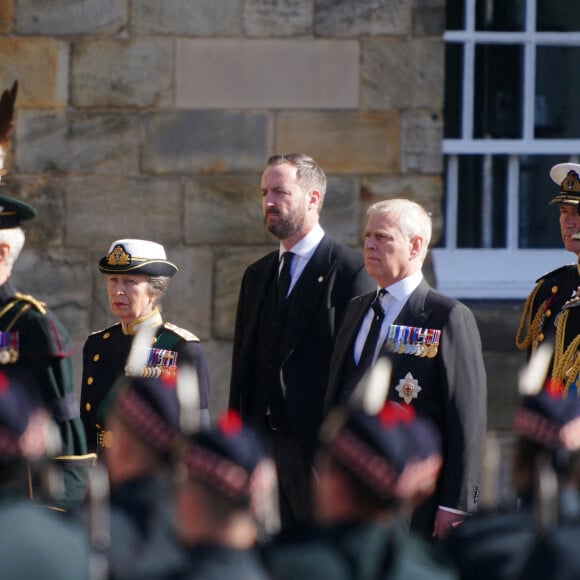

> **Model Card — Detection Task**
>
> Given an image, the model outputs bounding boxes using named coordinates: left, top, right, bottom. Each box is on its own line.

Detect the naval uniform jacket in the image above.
left=516, top=264, right=580, bottom=396
left=0, top=280, right=89, bottom=503
left=81, top=312, right=210, bottom=453
left=229, top=235, right=375, bottom=465
left=325, top=279, right=487, bottom=533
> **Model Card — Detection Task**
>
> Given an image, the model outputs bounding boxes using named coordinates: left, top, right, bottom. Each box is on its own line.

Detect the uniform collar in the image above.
left=121, top=308, right=163, bottom=336
left=0, top=280, right=16, bottom=305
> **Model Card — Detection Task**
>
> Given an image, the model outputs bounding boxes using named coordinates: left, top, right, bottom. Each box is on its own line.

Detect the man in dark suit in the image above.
left=325, top=198, right=487, bottom=539
left=229, top=153, right=375, bottom=529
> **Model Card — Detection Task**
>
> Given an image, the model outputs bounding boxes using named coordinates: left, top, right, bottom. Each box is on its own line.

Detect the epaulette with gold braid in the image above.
left=13, top=292, right=47, bottom=315
left=163, top=322, right=199, bottom=342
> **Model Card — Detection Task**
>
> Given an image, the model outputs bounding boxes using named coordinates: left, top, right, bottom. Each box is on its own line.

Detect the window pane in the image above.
left=535, top=46, right=580, bottom=138
left=444, top=44, right=463, bottom=138
left=446, top=0, right=464, bottom=30
left=537, top=0, right=580, bottom=32
left=474, top=45, right=522, bottom=138
left=475, top=0, right=525, bottom=31
left=455, top=155, right=507, bottom=248
left=519, top=156, right=565, bottom=249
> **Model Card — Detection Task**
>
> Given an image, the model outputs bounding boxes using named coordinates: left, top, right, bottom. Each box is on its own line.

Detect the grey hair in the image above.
left=0, top=227, right=25, bottom=271
left=367, top=199, right=432, bottom=260
left=266, top=153, right=327, bottom=211
left=148, top=275, right=171, bottom=304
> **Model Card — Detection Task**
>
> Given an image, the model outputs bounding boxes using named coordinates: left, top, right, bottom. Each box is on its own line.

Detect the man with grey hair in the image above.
left=0, top=194, right=89, bottom=505
left=229, top=153, right=375, bottom=530
left=325, top=198, right=487, bottom=540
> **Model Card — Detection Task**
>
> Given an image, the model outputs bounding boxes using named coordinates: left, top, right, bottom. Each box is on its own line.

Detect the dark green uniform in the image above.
left=262, top=522, right=457, bottom=580
left=0, top=492, right=89, bottom=579
left=0, top=280, right=89, bottom=503
left=81, top=315, right=210, bottom=453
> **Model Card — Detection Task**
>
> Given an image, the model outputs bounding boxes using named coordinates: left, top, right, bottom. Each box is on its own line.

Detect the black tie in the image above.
left=358, top=289, right=387, bottom=369
left=277, top=251, right=294, bottom=305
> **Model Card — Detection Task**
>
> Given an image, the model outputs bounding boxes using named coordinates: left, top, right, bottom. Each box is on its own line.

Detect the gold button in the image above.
left=546, top=309, right=551, bottom=317
left=93, top=354, right=100, bottom=362
left=103, top=332, right=111, bottom=339
left=539, top=333, right=544, bottom=342
left=87, top=377, right=94, bottom=385
left=552, top=286, right=558, bottom=294
left=85, top=403, right=91, bottom=411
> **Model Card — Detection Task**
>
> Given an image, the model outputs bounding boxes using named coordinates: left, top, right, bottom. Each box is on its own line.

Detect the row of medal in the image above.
left=383, top=324, right=441, bottom=358
left=124, top=347, right=178, bottom=379
left=0, top=331, right=18, bottom=364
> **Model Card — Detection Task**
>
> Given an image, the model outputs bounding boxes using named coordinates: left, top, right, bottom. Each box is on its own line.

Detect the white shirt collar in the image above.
left=279, top=223, right=324, bottom=260
left=383, top=270, right=423, bottom=302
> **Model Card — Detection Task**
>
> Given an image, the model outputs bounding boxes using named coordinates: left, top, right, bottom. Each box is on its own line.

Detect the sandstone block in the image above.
left=243, top=0, right=313, bottom=37
left=0, top=39, right=67, bottom=108
left=276, top=111, right=400, bottom=174
left=0, top=0, right=13, bottom=34
left=71, top=39, right=172, bottom=108
left=131, top=0, right=240, bottom=35
left=401, top=110, right=443, bottom=174
left=361, top=39, right=444, bottom=110
left=204, top=340, right=234, bottom=416
left=162, top=245, right=213, bottom=341
left=321, top=176, right=362, bottom=247
left=64, top=177, right=182, bottom=247
left=213, top=247, right=276, bottom=340
left=360, top=175, right=443, bottom=243
left=176, top=39, right=358, bottom=110
left=314, top=0, right=412, bottom=37
left=15, top=0, right=127, bottom=35
left=143, top=111, right=269, bottom=174
left=16, top=110, right=139, bottom=174
left=184, top=175, right=273, bottom=245
left=412, top=0, right=446, bottom=36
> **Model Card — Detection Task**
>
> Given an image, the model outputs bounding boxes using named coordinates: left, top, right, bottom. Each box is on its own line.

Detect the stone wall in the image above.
left=1, top=0, right=454, bottom=419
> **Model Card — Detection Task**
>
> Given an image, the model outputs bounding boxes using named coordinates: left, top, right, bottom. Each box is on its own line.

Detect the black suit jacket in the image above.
left=326, top=279, right=487, bottom=522
left=229, top=234, right=375, bottom=462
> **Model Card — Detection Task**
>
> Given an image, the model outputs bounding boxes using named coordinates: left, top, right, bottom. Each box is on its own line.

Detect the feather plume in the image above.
left=0, top=81, right=18, bottom=146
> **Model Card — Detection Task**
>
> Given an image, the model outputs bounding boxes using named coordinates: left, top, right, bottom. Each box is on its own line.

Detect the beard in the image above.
left=264, top=205, right=306, bottom=240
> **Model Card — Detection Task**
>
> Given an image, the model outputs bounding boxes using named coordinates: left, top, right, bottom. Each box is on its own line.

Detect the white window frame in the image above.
left=433, top=0, right=580, bottom=299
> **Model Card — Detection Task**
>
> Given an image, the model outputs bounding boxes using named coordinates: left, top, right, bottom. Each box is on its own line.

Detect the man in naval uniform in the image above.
left=0, top=194, right=90, bottom=504
left=516, top=162, right=580, bottom=397
left=325, top=199, right=487, bottom=540
left=81, top=238, right=210, bottom=453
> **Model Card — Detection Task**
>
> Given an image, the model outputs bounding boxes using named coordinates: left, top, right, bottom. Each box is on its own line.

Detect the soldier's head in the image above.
left=173, top=410, right=274, bottom=547
left=314, top=402, right=440, bottom=524
left=549, top=163, right=580, bottom=255
left=0, top=368, right=52, bottom=483
left=102, top=375, right=182, bottom=487
left=512, top=381, right=580, bottom=499
left=98, top=239, right=177, bottom=324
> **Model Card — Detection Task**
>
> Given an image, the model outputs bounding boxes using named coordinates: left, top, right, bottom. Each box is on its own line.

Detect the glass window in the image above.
left=475, top=0, right=525, bottom=32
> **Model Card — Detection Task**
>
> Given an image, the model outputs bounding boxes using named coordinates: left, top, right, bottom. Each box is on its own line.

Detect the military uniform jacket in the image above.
left=516, top=264, right=580, bottom=396
left=0, top=280, right=89, bottom=502
left=229, top=235, right=375, bottom=463
left=262, top=522, right=458, bottom=580
left=81, top=313, right=210, bottom=452
left=325, top=280, right=487, bottom=528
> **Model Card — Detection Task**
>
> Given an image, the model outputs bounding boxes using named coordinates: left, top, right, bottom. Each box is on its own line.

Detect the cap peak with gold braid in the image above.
left=99, top=238, right=178, bottom=277
left=549, top=162, right=580, bottom=206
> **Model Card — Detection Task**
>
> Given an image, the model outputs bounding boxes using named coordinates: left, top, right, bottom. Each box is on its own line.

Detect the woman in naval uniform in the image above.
left=80, top=238, right=210, bottom=452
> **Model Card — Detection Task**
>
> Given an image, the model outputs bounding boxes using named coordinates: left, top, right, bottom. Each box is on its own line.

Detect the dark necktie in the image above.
left=277, top=251, right=294, bottom=305
left=358, top=289, right=387, bottom=369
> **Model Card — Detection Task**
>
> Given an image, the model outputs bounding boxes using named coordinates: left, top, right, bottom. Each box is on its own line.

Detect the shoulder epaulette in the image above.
left=163, top=322, right=199, bottom=342
left=88, top=322, right=121, bottom=337
left=535, top=264, right=576, bottom=283
left=13, top=292, right=46, bottom=315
